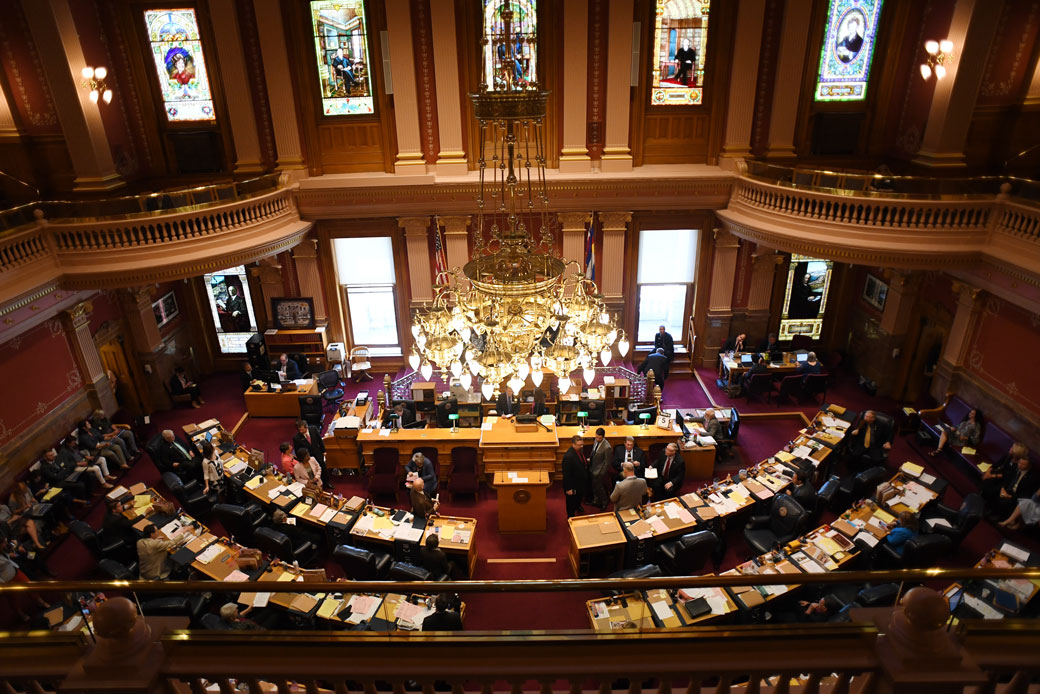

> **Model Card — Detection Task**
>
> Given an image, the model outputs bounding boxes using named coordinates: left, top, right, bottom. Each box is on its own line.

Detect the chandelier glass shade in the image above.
left=409, top=4, right=626, bottom=398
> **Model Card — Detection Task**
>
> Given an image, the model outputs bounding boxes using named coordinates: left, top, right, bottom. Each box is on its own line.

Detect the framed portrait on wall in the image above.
left=272, top=298, right=316, bottom=330
left=152, top=291, right=179, bottom=329
left=778, top=255, right=834, bottom=341
left=863, top=274, right=888, bottom=311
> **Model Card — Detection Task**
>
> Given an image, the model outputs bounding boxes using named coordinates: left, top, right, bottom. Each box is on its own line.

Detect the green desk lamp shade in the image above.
left=448, top=413, right=459, bottom=421
left=577, top=411, right=589, bottom=418
left=638, top=412, right=652, bottom=420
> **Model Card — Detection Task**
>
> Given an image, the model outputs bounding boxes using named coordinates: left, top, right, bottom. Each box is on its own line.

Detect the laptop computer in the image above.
left=739, top=353, right=754, bottom=365
left=796, top=353, right=809, bottom=363
left=770, top=351, right=784, bottom=364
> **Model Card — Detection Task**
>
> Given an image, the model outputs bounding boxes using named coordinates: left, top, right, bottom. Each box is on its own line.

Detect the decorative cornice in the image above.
left=598, top=211, right=632, bottom=229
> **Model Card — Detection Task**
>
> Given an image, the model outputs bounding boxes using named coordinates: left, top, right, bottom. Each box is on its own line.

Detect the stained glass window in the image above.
left=814, top=0, right=884, bottom=101
left=204, top=265, right=258, bottom=354
left=482, top=1, right=538, bottom=91
left=650, top=0, right=710, bottom=106
left=779, top=256, right=834, bottom=341
left=311, top=0, right=374, bottom=116
left=143, top=9, right=215, bottom=122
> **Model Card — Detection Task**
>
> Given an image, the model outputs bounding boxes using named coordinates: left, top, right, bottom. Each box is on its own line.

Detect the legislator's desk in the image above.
left=560, top=423, right=716, bottom=480
left=244, top=379, right=318, bottom=418
left=568, top=512, right=627, bottom=577
left=480, top=416, right=560, bottom=474
left=618, top=498, right=699, bottom=543
left=493, top=471, right=550, bottom=533
left=422, top=515, right=478, bottom=577
left=323, top=403, right=370, bottom=471
left=719, top=351, right=802, bottom=384
left=587, top=584, right=739, bottom=632
left=357, top=426, right=481, bottom=481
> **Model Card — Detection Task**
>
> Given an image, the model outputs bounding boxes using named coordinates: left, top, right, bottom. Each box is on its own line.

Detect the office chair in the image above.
left=316, top=369, right=345, bottom=408
left=921, top=493, right=983, bottom=548
left=579, top=399, right=606, bottom=426
left=68, top=520, right=126, bottom=562
left=625, top=404, right=657, bottom=425
left=298, top=394, right=323, bottom=428
left=743, top=495, right=810, bottom=555
left=161, top=471, right=214, bottom=519
left=213, top=503, right=266, bottom=545
left=879, top=533, right=953, bottom=569
left=657, top=530, right=719, bottom=576
left=99, top=557, right=137, bottom=581
left=333, top=543, right=391, bottom=580
left=436, top=398, right=459, bottom=428
left=254, top=527, right=319, bottom=567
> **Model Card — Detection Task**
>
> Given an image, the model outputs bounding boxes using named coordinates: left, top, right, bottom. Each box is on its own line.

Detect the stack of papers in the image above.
left=394, top=525, right=423, bottom=542
left=196, top=544, right=224, bottom=564
left=900, top=462, right=924, bottom=478
left=1000, top=543, right=1030, bottom=563
left=347, top=595, right=381, bottom=624
left=245, top=476, right=265, bottom=490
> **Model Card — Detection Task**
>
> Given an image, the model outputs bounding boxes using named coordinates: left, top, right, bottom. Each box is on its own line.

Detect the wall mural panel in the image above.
left=814, top=0, right=885, bottom=102
left=143, top=8, right=216, bottom=122
left=311, top=0, right=375, bottom=116
left=650, top=0, right=711, bottom=106
left=779, top=255, right=833, bottom=341
left=967, top=295, right=1040, bottom=419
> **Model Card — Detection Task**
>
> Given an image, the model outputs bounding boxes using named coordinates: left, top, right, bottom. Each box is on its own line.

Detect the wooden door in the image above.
left=98, top=339, right=144, bottom=416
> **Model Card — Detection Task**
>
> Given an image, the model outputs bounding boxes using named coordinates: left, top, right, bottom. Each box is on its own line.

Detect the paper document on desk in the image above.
left=663, top=503, right=681, bottom=520
left=698, top=436, right=717, bottom=446
left=792, top=445, right=812, bottom=459
left=919, top=472, right=937, bottom=485
left=347, top=595, right=380, bottom=623
left=245, top=476, right=264, bottom=490
left=1000, top=543, right=1030, bottom=563
left=650, top=600, right=673, bottom=621
left=267, top=486, right=287, bottom=500
left=317, top=507, right=336, bottom=523
left=644, top=467, right=658, bottom=480
left=310, top=503, right=329, bottom=518
left=160, top=519, right=188, bottom=540
left=378, top=429, right=392, bottom=437
left=481, top=421, right=494, bottom=431
left=964, top=594, right=1004, bottom=619
left=335, top=416, right=362, bottom=429
left=196, top=545, right=224, bottom=564
left=225, top=570, right=249, bottom=582
left=226, top=460, right=248, bottom=475
left=316, top=598, right=341, bottom=619
left=590, top=601, right=609, bottom=620
left=854, top=531, right=879, bottom=547
left=648, top=517, right=669, bottom=535
left=774, top=451, right=795, bottom=463
left=394, top=524, right=423, bottom=542
left=353, top=515, right=374, bottom=534
left=239, top=592, right=270, bottom=608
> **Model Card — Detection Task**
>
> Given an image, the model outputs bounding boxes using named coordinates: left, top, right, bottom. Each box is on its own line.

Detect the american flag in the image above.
left=433, top=226, right=449, bottom=283
left=584, top=221, right=595, bottom=281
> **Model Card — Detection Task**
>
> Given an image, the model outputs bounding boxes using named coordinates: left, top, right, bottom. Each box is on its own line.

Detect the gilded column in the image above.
left=0, top=80, right=17, bottom=136
left=601, top=0, right=634, bottom=172
left=21, top=0, right=122, bottom=191
left=914, top=0, right=1004, bottom=168
left=400, top=217, right=434, bottom=305
left=429, top=1, right=467, bottom=174
left=704, top=229, right=741, bottom=365
left=253, top=0, right=305, bottom=170
left=61, top=301, right=116, bottom=414
left=598, top=212, right=631, bottom=301
left=720, top=0, right=767, bottom=165
left=437, top=215, right=471, bottom=272
left=763, top=0, right=813, bottom=158
left=291, top=241, right=327, bottom=323
left=385, top=0, right=426, bottom=174
left=559, top=0, right=592, bottom=173
left=250, top=258, right=285, bottom=325
left=210, top=0, right=263, bottom=173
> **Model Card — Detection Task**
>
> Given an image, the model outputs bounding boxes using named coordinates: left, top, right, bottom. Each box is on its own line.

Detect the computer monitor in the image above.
left=204, top=431, right=213, bottom=443
left=740, top=353, right=753, bottom=365
left=676, top=410, right=692, bottom=438
left=253, top=369, right=280, bottom=385
left=795, top=353, right=809, bottom=363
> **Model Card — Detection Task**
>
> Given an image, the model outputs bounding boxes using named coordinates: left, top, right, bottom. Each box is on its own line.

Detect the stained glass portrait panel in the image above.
left=311, top=0, right=374, bottom=116
left=814, top=0, right=884, bottom=102
left=650, top=0, right=711, bottom=107
left=482, top=1, right=538, bottom=90
left=143, top=9, right=215, bottom=122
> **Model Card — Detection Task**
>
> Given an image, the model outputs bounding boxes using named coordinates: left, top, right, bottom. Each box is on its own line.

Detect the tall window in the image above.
left=779, top=255, right=834, bottom=340
left=482, top=1, right=538, bottom=90
left=333, top=237, right=400, bottom=350
left=310, top=0, right=374, bottom=116
left=650, top=0, right=711, bottom=106
left=143, top=9, right=215, bottom=121
left=204, top=266, right=258, bottom=354
left=814, top=0, right=884, bottom=101
left=636, top=229, right=698, bottom=343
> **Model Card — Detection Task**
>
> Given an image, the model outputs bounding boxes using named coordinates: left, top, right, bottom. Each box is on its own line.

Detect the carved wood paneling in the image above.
left=317, top=122, right=387, bottom=171
left=639, top=114, right=711, bottom=164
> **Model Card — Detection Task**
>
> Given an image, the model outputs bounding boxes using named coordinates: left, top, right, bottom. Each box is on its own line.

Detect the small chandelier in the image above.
left=410, top=3, right=626, bottom=398
left=81, top=66, right=113, bottom=104
left=920, top=39, right=954, bottom=80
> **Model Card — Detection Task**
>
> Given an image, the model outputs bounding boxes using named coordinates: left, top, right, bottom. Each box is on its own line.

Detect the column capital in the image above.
left=291, top=239, right=318, bottom=259
left=437, top=215, right=471, bottom=235
left=713, top=227, right=741, bottom=248
left=598, top=211, right=632, bottom=230
left=250, top=259, right=283, bottom=284
left=752, top=250, right=784, bottom=266
left=398, top=217, right=432, bottom=236
left=558, top=212, right=592, bottom=231
left=951, top=281, right=983, bottom=305
left=61, top=300, right=94, bottom=329
left=123, top=286, right=153, bottom=311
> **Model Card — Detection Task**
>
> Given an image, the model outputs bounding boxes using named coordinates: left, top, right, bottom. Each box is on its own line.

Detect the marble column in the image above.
left=704, top=229, right=741, bottom=365
left=720, top=0, right=766, bottom=167
left=210, top=0, right=263, bottom=173
left=250, top=258, right=284, bottom=325
left=385, top=0, right=426, bottom=174
left=292, top=241, right=327, bottom=323
left=601, top=0, right=634, bottom=172
left=559, top=213, right=592, bottom=287
left=598, top=212, right=631, bottom=301
left=914, top=0, right=1004, bottom=168
left=400, top=217, right=434, bottom=305
left=559, top=0, right=592, bottom=173
left=437, top=215, right=471, bottom=272
left=429, top=1, right=467, bottom=175
left=763, top=0, right=813, bottom=158
left=21, top=0, right=122, bottom=191
left=253, top=0, right=305, bottom=171
left=61, top=301, right=117, bottom=414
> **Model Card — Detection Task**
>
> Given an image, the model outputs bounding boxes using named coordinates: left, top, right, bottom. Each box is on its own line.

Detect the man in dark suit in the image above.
left=721, top=333, right=748, bottom=353
left=562, top=435, right=588, bottom=517
left=796, top=351, right=823, bottom=382
left=239, top=362, right=255, bottom=392
left=845, top=410, right=891, bottom=469
left=384, top=402, right=416, bottom=429
left=158, top=429, right=200, bottom=480
left=613, top=436, right=646, bottom=477
left=496, top=390, right=516, bottom=417
left=277, top=354, right=302, bottom=380
left=169, top=367, right=203, bottom=408
left=982, top=443, right=1029, bottom=508
left=654, top=325, right=675, bottom=362
left=409, top=477, right=438, bottom=521
left=741, top=355, right=770, bottom=393
left=422, top=593, right=463, bottom=631
left=786, top=469, right=817, bottom=511
left=293, top=419, right=329, bottom=489
left=638, top=348, right=670, bottom=390
left=589, top=427, right=612, bottom=510
left=419, top=533, right=452, bottom=579
left=994, top=455, right=1040, bottom=519
left=648, top=443, right=685, bottom=500
left=759, top=333, right=780, bottom=354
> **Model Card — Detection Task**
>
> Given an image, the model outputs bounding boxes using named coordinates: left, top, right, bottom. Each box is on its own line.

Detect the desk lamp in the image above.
left=448, top=412, right=459, bottom=433
left=388, top=413, right=399, bottom=432
left=577, top=410, right=589, bottom=432
left=638, top=412, right=652, bottom=430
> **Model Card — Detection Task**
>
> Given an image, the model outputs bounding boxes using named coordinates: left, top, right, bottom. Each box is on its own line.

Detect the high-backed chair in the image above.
left=163, top=380, right=194, bottom=408
left=349, top=346, right=373, bottom=382
left=316, top=369, right=345, bottom=408
left=772, top=375, right=803, bottom=406
left=161, top=471, right=214, bottom=519
left=922, top=493, right=983, bottom=548
left=141, top=595, right=209, bottom=624
left=744, top=374, right=773, bottom=403
left=448, top=446, right=480, bottom=500
left=579, top=399, right=606, bottom=426
left=657, top=530, right=719, bottom=576
left=298, top=394, right=323, bottom=428
left=368, top=448, right=400, bottom=501
left=99, top=557, right=137, bottom=581
left=743, top=495, right=809, bottom=555
left=254, top=527, right=318, bottom=567
left=726, top=408, right=741, bottom=445
left=835, top=466, right=889, bottom=509
left=790, top=334, right=813, bottom=351
left=815, top=475, right=841, bottom=517
left=607, top=564, right=662, bottom=582
left=880, top=533, right=953, bottom=569
left=69, top=520, right=126, bottom=562
left=333, top=543, right=391, bottom=580
left=802, top=374, right=828, bottom=405
left=213, top=503, right=265, bottom=544
left=388, top=561, right=445, bottom=582
left=436, top=398, right=459, bottom=428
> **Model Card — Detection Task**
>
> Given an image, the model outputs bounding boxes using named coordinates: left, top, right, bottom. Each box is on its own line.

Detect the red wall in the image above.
left=964, top=295, right=1040, bottom=418
left=0, top=320, right=82, bottom=448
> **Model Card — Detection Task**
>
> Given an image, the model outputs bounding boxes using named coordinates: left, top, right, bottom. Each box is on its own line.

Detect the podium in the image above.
left=493, top=471, right=550, bottom=533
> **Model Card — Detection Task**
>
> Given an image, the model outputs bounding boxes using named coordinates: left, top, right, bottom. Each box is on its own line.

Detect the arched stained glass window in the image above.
left=814, top=0, right=885, bottom=101
left=482, top=1, right=538, bottom=91
left=650, top=0, right=710, bottom=106
left=143, top=9, right=215, bottom=122
left=311, top=0, right=375, bottom=116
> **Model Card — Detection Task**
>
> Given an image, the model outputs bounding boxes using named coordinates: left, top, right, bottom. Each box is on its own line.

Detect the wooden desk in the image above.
left=191, top=537, right=245, bottom=580
left=357, top=426, right=481, bottom=481
left=243, top=473, right=303, bottom=512
left=719, top=351, right=801, bottom=384
left=480, top=416, right=560, bottom=475
left=618, top=498, right=698, bottom=542
left=586, top=592, right=656, bottom=631
left=350, top=505, right=422, bottom=548
left=244, top=380, right=318, bottom=418
left=493, top=471, right=550, bottom=533
left=323, top=404, right=369, bottom=470
left=568, top=512, right=627, bottom=577
left=422, top=515, right=478, bottom=577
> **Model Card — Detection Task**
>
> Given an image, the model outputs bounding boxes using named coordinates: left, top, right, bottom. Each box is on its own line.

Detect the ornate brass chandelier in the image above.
left=408, top=3, right=627, bottom=399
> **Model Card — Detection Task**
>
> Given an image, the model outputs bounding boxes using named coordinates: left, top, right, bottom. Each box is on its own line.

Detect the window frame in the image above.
left=331, top=232, right=406, bottom=356
left=342, top=283, right=401, bottom=349
left=635, top=282, right=695, bottom=346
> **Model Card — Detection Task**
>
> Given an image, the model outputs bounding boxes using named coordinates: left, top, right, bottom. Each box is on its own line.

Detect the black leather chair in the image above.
left=213, top=503, right=266, bottom=544
left=388, top=561, right=432, bottom=581
left=880, top=533, right=953, bottom=569
left=816, top=475, right=841, bottom=517
left=403, top=419, right=428, bottom=429
left=144, top=433, right=165, bottom=469
left=298, top=394, right=323, bottom=428
left=99, top=557, right=137, bottom=580
left=743, top=495, right=810, bottom=555
left=333, top=543, right=391, bottom=580
left=922, top=493, right=983, bottom=548
left=69, top=520, right=126, bottom=561
left=141, top=595, right=209, bottom=623
left=316, top=369, right=345, bottom=407
left=726, top=408, right=741, bottom=445
left=625, top=405, right=657, bottom=425
left=856, top=583, right=900, bottom=607
left=834, top=466, right=889, bottom=510
left=579, top=399, right=606, bottom=426
left=254, top=527, right=319, bottom=567
left=161, top=471, right=214, bottom=519
left=201, top=613, right=228, bottom=630
left=608, top=564, right=662, bottom=580
left=436, top=398, right=459, bottom=428
left=657, top=530, right=718, bottom=575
